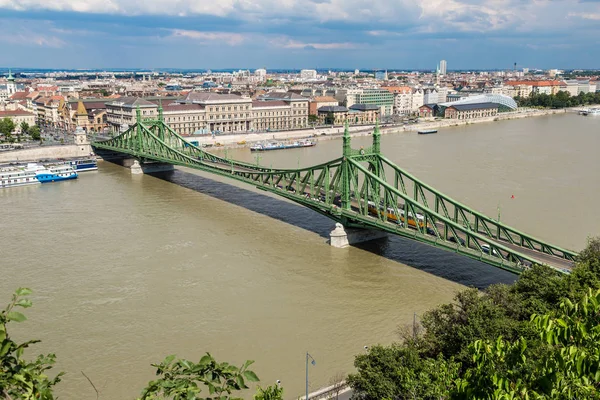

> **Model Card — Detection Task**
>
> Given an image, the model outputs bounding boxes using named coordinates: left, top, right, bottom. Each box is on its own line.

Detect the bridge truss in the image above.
left=92, top=107, right=577, bottom=274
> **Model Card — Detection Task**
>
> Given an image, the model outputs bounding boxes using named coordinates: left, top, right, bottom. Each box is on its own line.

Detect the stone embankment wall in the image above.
left=0, top=144, right=93, bottom=163
left=189, top=108, right=567, bottom=150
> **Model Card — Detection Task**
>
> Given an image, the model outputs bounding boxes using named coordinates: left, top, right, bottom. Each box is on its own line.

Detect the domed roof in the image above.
left=440, top=94, right=517, bottom=110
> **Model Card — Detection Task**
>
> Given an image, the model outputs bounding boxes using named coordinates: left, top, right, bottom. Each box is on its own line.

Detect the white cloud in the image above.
left=168, top=29, right=245, bottom=45
left=0, top=31, right=65, bottom=47
left=271, top=37, right=357, bottom=49
left=568, top=12, right=600, bottom=20
left=0, top=0, right=599, bottom=37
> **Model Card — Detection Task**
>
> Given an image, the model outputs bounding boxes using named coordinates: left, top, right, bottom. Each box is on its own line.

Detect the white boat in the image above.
left=587, top=108, right=600, bottom=116
left=0, top=164, right=41, bottom=188
left=0, top=163, right=78, bottom=189
left=66, top=157, right=98, bottom=172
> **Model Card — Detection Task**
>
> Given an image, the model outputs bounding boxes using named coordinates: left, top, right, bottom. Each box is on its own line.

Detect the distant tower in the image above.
left=439, top=60, right=447, bottom=75
left=383, top=70, right=388, bottom=81
left=514, top=62, right=517, bottom=72
left=76, top=101, right=88, bottom=130
left=6, top=69, right=16, bottom=95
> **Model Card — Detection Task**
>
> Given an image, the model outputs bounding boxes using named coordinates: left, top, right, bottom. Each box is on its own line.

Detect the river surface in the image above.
left=1, top=113, right=598, bottom=399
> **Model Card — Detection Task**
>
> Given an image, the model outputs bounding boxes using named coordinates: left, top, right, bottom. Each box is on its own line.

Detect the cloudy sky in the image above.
left=0, top=0, right=599, bottom=70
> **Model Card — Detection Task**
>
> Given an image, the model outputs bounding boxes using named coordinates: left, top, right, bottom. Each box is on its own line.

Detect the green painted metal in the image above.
left=92, top=117, right=578, bottom=274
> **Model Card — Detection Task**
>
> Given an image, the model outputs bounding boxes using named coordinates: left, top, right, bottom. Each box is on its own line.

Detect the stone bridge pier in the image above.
left=329, top=223, right=388, bottom=248
left=124, top=159, right=175, bottom=174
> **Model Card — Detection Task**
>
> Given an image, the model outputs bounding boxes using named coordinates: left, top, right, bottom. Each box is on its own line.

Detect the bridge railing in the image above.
left=300, top=381, right=350, bottom=400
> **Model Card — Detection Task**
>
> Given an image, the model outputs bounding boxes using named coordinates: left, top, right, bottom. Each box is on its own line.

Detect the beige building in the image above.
left=444, top=103, right=498, bottom=119
left=181, top=92, right=252, bottom=133
left=162, top=103, right=206, bottom=135
left=252, top=100, right=294, bottom=131
left=308, top=96, right=338, bottom=115
left=106, top=97, right=158, bottom=132
left=257, top=92, right=309, bottom=128
left=0, top=110, right=36, bottom=132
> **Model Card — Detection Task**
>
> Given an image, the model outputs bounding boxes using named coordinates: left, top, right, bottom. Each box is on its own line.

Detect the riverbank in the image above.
left=186, top=108, right=567, bottom=150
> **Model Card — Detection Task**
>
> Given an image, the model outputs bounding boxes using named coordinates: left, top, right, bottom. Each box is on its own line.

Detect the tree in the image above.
left=29, top=125, right=41, bottom=141
left=308, top=115, right=319, bottom=124
left=348, top=238, right=600, bottom=400
left=253, top=384, right=284, bottom=400
left=347, top=344, right=459, bottom=400
left=0, top=288, right=63, bottom=399
left=454, top=289, right=600, bottom=399
left=20, top=121, right=29, bottom=134
left=139, top=354, right=260, bottom=400
left=0, top=117, right=15, bottom=140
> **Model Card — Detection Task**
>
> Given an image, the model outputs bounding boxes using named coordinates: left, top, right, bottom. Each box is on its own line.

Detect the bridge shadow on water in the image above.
left=149, top=168, right=517, bottom=290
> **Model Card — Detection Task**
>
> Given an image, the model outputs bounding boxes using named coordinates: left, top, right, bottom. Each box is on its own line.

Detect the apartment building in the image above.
left=355, top=89, right=394, bottom=116
left=162, top=103, right=206, bottom=135
left=257, top=92, right=309, bottom=128
left=308, top=96, right=338, bottom=115
left=181, top=92, right=252, bottom=133
left=106, top=97, right=158, bottom=132
left=252, top=101, right=295, bottom=131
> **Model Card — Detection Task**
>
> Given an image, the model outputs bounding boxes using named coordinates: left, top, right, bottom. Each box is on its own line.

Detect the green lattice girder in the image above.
left=93, top=117, right=577, bottom=274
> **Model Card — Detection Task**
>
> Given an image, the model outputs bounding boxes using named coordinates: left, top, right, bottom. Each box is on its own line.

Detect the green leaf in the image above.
left=15, top=288, right=33, bottom=296
left=7, top=311, right=26, bottom=322
left=199, top=354, right=212, bottom=367
left=16, top=299, right=33, bottom=308
left=0, top=340, right=11, bottom=357
left=243, top=370, right=259, bottom=382
left=242, top=359, right=255, bottom=370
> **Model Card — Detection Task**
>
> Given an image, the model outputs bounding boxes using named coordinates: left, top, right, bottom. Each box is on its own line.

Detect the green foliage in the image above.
left=139, top=354, right=260, bottom=400
left=348, top=238, right=600, bottom=400
left=0, top=288, right=63, bottom=399
left=308, top=115, right=319, bottom=124
left=20, top=121, right=29, bottom=134
left=29, top=125, right=41, bottom=141
left=347, top=345, right=459, bottom=399
left=0, top=117, right=15, bottom=140
left=515, top=90, right=600, bottom=108
left=253, top=384, right=283, bottom=400
left=455, top=289, right=600, bottom=399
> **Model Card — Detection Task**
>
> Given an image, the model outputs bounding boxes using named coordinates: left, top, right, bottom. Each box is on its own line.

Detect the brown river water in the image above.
left=1, top=113, right=598, bottom=399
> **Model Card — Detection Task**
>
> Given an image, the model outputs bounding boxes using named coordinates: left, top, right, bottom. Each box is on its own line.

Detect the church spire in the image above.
left=7, top=69, right=14, bottom=82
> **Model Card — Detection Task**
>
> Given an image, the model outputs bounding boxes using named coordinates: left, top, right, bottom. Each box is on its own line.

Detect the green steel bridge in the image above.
left=92, top=107, right=578, bottom=274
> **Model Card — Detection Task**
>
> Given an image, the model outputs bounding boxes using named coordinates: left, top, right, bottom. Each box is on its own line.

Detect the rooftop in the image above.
left=0, top=110, right=34, bottom=117
left=318, top=105, right=348, bottom=113
left=349, top=104, right=380, bottom=111
left=447, top=102, right=499, bottom=111
left=252, top=100, right=289, bottom=108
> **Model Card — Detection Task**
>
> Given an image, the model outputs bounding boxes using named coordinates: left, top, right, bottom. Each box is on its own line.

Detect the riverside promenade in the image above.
left=185, top=108, right=567, bottom=150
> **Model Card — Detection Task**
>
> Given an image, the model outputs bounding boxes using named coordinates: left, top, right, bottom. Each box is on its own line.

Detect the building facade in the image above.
left=106, top=97, right=158, bottom=132
left=444, top=103, right=498, bottom=119
left=257, top=92, right=309, bottom=128
left=162, top=103, right=207, bottom=135
left=181, top=92, right=252, bottom=133
left=252, top=101, right=294, bottom=131
left=0, top=110, right=36, bottom=132
left=308, top=96, right=339, bottom=115
left=355, top=89, right=394, bottom=116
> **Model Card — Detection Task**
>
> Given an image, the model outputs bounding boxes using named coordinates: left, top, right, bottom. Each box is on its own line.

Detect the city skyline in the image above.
left=1, top=0, right=600, bottom=70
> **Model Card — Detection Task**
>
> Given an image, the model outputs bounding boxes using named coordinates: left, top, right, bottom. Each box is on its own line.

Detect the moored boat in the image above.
left=418, top=129, right=438, bottom=134
left=67, top=157, right=98, bottom=172
left=250, top=139, right=317, bottom=152
left=0, top=163, right=78, bottom=189
left=34, top=164, right=78, bottom=183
